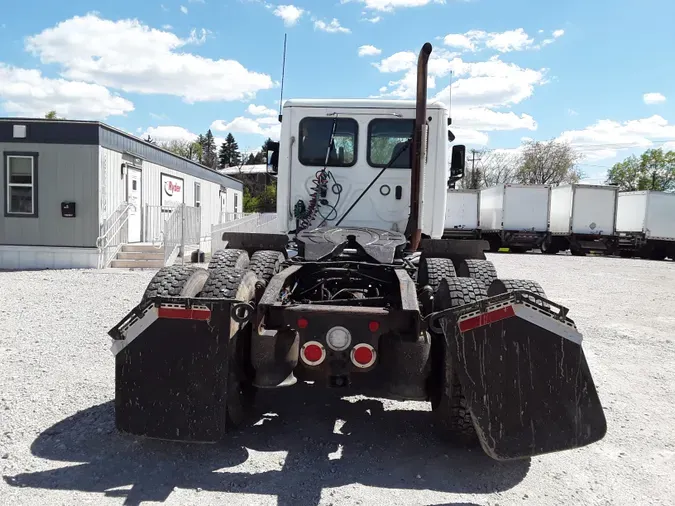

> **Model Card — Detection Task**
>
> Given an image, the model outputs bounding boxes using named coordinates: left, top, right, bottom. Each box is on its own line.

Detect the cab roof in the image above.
left=283, top=99, right=448, bottom=111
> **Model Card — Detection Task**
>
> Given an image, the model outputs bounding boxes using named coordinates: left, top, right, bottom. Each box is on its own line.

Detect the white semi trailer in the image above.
left=443, top=189, right=480, bottom=239
left=544, top=184, right=619, bottom=256
left=615, top=191, right=675, bottom=260
left=479, top=184, right=551, bottom=253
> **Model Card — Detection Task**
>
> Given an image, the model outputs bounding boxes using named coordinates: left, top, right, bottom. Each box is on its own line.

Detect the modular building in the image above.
left=1, top=118, right=243, bottom=270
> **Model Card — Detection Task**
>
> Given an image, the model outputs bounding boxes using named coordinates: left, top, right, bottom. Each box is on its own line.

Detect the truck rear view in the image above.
left=546, top=184, right=619, bottom=255
left=480, top=184, right=551, bottom=253
left=615, top=191, right=675, bottom=260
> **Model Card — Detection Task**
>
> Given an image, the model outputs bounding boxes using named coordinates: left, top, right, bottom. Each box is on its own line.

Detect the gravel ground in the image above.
left=1, top=254, right=674, bottom=506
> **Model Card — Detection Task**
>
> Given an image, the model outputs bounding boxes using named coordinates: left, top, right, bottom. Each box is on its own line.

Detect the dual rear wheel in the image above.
left=419, top=257, right=547, bottom=444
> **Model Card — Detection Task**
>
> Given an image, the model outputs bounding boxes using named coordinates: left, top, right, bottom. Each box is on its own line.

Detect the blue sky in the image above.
left=1, top=0, right=674, bottom=180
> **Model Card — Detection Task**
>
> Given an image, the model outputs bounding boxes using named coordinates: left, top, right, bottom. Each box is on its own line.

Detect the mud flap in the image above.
left=108, top=297, right=253, bottom=442
left=433, top=292, right=607, bottom=460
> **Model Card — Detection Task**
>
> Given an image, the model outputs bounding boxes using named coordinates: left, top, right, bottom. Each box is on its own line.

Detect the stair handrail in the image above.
left=96, top=202, right=134, bottom=269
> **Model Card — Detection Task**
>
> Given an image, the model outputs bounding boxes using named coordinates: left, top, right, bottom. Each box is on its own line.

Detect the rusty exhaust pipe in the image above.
left=406, top=42, right=432, bottom=251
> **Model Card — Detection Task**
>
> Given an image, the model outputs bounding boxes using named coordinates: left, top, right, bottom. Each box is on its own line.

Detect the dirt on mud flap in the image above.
left=427, top=289, right=607, bottom=461
left=108, top=296, right=254, bottom=442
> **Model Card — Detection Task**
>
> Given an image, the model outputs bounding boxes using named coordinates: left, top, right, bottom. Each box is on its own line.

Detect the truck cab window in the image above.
left=298, top=117, right=358, bottom=167
left=368, top=119, right=414, bottom=168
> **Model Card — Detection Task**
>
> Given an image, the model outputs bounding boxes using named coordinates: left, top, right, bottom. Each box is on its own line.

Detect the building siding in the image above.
left=100, top=147, right=243, bottom=245
left=1, top=143, right=99, bottom=247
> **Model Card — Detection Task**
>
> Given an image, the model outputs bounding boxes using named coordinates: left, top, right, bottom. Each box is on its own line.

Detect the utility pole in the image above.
left=468, top=149, right=481, bottom=189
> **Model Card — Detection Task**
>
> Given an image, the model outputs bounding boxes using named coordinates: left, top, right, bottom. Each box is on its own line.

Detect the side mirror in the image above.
left=448, top=129, right=456, bottom=142
left=266, top=141, right=279, bottom=174
left=450, top=144, right=466, bottom=178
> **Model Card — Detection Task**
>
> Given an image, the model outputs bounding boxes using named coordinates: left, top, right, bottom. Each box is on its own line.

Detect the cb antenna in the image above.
left=448, top=70, right=453, bottom=125
left=278, top=33, right=287, bottom=123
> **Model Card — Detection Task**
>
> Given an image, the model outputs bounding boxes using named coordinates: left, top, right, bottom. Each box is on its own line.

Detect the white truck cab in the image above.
left=272, top=99, right=456, bottom=239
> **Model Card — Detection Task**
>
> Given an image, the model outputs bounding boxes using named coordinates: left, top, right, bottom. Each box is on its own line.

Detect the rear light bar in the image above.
left=157, top=304, right=211, bottom=321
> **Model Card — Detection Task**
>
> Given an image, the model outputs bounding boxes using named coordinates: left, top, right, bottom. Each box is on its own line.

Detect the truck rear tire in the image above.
left=488, top=279, right=548, bottom=308
left=458, top=259, right=497, bottom=288
left=541, top=238, right=560, bottom=255
left=208, top=249, right=250, bottom=271
left=418, top=257, right=457, bottom=292
left=199, top=268, right=258, bottom=428
left=141, top=265, right=209, bottom=305
left=430, top=278, right=487, bottom=443
left=248, top=250, right=285, bottom=285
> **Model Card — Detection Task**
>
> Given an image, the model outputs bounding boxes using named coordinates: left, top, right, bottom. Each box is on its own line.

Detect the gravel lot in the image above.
left=1, top=254, right=674, bottom=506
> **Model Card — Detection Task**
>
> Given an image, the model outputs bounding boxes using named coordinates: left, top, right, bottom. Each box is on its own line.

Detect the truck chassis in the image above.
left=108, top=227, right=607, bottom=461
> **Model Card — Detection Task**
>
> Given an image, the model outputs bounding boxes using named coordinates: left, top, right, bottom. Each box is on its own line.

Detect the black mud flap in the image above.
left=108, top=297, right=254, bottom=442
left=431, top=292, right=607, bottom=460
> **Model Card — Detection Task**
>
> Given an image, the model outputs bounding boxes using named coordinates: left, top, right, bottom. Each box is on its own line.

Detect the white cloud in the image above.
left=364, top=16, right=382, bottom=23
left=451, top=128, right=489, bottom=146
left=374, top=48, right=545, bottom=138
left=485, top=28, right=534, bottom=52
left=358, top=45, right=382, bottom=57
left=644, top=92, right=666, bottom=105
left=142, top=125, right=197, bottom=142
left=189, top=0, right=205, bottom=3
left=568, top=108, right=579, bottom=116
left=25, top=14, right=275, bottom=103
left=443, top=33, right=477, bottom=51
left=180, top=5, right=188, bottom=14
left=211, top=116, right=281, bottom=140
left=273, top=5, right=305, bottom=26
left=162, top=24, right=173, bottom=30
left=373, top=51, right=416, bottom=72
left=351, top=0, right=445, bottom=12
left=314, top=18, right=351, bottom=34
left=558, top=115, right=675, bottom=160
left=0, top=64, right=134, bottom=119
left=443, top=28, right=564, bottom=53
left=247, top=104, right=277, bottom=116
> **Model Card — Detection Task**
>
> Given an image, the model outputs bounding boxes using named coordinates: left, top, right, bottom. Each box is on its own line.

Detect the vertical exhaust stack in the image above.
left=406, top=42, right=432, bottom=251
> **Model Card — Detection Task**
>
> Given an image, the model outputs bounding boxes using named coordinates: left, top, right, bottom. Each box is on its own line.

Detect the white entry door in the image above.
left=126, top=168, right=142, bottom=243
left=220, top=191, right=227, bottom=221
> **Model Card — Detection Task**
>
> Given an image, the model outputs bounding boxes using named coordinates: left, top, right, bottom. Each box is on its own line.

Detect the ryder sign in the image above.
left=161, top=173, right=184, bottom=206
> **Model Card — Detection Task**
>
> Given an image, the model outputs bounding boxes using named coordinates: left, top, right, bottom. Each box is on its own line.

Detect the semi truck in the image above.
left=544, top=184, right=619, bottom=256
left=479, top=184, right=551, bottom=253
left=615, top=190, right=675, bottom=260
left=107, top=42, right=606, bottom=462
left=443, top=189, right=480, bottom=239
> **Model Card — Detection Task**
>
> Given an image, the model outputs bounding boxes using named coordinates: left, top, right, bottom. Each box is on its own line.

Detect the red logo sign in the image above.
left=164, top=180, right=182, bottom=196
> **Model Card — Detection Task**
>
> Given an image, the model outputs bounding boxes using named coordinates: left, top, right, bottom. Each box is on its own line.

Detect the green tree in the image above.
left=218, top=133, right=242, bottom=168
left=516, top=139, right=583, bottom=185
left=606, top=148, right=675, bottom=191
left=45, top=110, right=60, bottom=119
left=202, top=129, right=217, bottom=169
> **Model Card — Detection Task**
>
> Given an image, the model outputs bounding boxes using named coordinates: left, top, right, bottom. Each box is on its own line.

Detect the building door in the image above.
left=126, top=167, right=142, bottom=243
left=220, top=190, right=227, bottom=222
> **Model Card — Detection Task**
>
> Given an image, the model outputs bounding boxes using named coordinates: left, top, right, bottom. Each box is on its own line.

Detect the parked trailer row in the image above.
left=443, top=185, right=675, bottom=259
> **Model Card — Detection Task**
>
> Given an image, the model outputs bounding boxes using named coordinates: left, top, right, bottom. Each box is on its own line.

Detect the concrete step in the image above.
left=117, top=251, right=165, bottom=260
left=121, top=244, right=163, bottom=253
left=110, top=259, right=165, bottom=269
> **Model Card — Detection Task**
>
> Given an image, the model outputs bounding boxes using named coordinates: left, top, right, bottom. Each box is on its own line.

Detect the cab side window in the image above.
left=368, top=119, right=414, bottom=169
left=298, top=117, right=358, bottom=167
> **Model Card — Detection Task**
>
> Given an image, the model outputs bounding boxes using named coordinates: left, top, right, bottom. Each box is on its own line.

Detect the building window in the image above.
left=233, top=193, right=239, bottom=213
left=298, top=117, right=358, bottom=167
left=13, top=125, right=27, bottom=139
left=194, top=182, right=201, bottom=208
left=367, top=119, right=414, bottom=169
left=5, top=153, right=38, bottom=217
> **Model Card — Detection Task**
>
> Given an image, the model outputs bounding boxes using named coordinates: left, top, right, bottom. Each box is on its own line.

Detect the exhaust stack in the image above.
left=406, top=42, right=432, bottom=251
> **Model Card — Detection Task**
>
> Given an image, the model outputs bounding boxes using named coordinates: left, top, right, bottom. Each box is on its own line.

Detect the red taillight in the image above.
left=368, top=321, right=380, bottom=332
left=300, top=341, right=325, bottom=366
left=351, top=343, right=376, bottom=368
left=297, top=317, right=309, bottom=329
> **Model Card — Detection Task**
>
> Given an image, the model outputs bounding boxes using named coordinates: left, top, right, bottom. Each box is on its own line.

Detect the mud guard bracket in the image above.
left=420, top=238, right=489, bottom=269
left=429, top=291, right=607, bottom=460
left=221, top=232, right=289, bottom=257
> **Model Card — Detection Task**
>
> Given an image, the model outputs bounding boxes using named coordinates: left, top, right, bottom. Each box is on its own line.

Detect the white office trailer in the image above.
left=443, top=189, right=480, bottom=239
left=479, top=184, right=551, bottom=252
left=545, top=184, right=619, bottom=255
left=0, top=118, right=243, bottom=270
left=615, top=191, right=675, bottom=260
